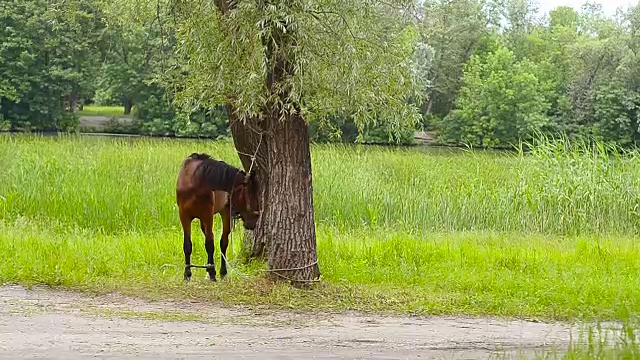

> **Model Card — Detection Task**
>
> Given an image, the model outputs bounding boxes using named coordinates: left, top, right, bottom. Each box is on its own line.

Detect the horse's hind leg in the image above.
left=180, top=211, right=193, bottom=281
left=200, top=211, right=216, bottom=281
left=219, top=205, right=232, bottom=279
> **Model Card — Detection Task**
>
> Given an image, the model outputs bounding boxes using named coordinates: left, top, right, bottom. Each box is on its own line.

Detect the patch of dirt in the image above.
left=0, top=285, right=576, bottom=359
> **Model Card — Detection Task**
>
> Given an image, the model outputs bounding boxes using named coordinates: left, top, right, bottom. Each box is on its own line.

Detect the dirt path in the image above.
left=0, top=285, right=576, bottom=359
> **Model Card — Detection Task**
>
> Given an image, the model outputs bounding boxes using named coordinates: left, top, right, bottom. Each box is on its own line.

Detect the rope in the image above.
left=185, top=264, right=215, bottom=270
left=264, top=259, right=321, bottom=283
left=220, top=228, right=319, bottom=282
left=220, top=251, right=250, bottom=278
left=177, top=237, right=320, bottom=283
left=264, top=260, right=319, bottom=273
left=236, top=132, right=263, bottom=179
left=220, top=209, right=320, bottom=283
left=247, top=133, right=262, bottom=176
left=269, top=271, right=322, bottom=283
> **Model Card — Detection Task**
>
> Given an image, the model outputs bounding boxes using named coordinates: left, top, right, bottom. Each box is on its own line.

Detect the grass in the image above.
left=2, top=134, right=640, bottom=236
left=81, top=308, right=206, bottom=322
left=0, top=133, right=640, bottom=324
left=75, top=106, right=127, bottom=117
left=534, top=318, right=640, bottom=359
left=2, top=221, right=639, bottom=320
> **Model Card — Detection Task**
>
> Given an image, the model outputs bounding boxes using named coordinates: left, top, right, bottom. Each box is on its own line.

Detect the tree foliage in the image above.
left=418, top=0, right=493, bottom=119
left=439, top=46, right=550, bottom=147
left=3, top=0, right=640, bottom=148
left=0, top=0, right=102, bottom=131
left=418, top=0, right=640, bottom=148
left=170, top=0, right=424, bottom=136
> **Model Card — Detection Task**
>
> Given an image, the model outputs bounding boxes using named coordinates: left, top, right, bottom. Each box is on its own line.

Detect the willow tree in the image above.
left=116, top=0, right=423, bottom=284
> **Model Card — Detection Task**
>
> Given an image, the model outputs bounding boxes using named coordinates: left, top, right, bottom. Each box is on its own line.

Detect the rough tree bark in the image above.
left=260, top=112, right=320, bottom=284
left=228, top=113, right=268, bottom=260
left=228, top=110, right=321, bottom=283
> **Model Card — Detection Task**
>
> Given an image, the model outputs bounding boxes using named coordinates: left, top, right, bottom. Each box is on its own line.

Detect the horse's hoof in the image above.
left=206, top=272, right=217, bottom=282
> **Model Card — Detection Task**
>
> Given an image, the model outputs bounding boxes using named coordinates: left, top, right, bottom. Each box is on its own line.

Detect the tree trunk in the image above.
left=229, top=111, right=321, bottom=285
left=70, top=94, right=78, bottom=114
left=124, top=98, right=133, bottom=115
left=263, top=113, right=320, bottom=285
left=228, top=112, right=268, bottom=260
left=422, top=96, right=433, bottom=116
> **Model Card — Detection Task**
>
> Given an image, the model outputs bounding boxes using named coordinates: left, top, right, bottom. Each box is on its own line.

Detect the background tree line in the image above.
left=1, top=0, right=639, bottom=148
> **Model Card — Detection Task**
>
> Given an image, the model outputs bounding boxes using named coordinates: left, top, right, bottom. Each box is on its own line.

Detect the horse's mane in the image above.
left=188, top=153, right=244, bottom=192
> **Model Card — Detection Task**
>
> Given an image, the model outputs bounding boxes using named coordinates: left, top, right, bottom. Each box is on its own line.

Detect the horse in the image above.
left=176, top=153, right=260, bottom=281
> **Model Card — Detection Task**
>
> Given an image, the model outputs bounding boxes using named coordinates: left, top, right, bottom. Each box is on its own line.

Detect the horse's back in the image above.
left=176, top=156, right=229, bottom=216
left=176, top=158, right=207, bottom=204
left=176, top=156, right=203, bottom=191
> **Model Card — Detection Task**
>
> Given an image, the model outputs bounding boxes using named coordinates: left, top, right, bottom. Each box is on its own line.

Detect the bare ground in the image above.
left=0, top=285, right=577, bottom=359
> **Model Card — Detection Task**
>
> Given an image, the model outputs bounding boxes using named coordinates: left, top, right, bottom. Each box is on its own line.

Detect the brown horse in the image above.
left=176, top=153, right=260, bottom=281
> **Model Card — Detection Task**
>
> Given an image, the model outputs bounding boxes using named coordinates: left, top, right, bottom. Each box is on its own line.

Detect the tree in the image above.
left=508, top=7, right=579, bottom=134
left=503, top=0, right=539, bottom=35
left=617, top=3, right=640, bottom=145
left=107, top=0, right=423, bottom=284
left=95, top=6, right=165, bottom=115
left=439, top=46, right=550, bottom=147
left=0, top=0, right=102, bottom=130
left=592, top=80, right=640, bottom=146
left=566, top=4, right=629, bottom=138
left=417, top=0, right=492, bottom=118
left=47, top=0, right=103, bottom=114
left=548, top=5, right=579, bottom=29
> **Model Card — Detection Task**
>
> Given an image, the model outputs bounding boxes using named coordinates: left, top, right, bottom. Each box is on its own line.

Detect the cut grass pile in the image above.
left=0, top=134, right=639, bottom=323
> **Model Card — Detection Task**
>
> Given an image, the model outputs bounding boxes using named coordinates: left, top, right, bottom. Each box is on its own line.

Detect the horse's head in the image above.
left=230, top=170, right=261, bottom=230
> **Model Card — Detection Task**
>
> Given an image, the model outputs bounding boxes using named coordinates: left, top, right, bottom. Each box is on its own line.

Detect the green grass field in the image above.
left=76, top=105, right=127, bottom=117
left=1, top=134, right=639, bottom=324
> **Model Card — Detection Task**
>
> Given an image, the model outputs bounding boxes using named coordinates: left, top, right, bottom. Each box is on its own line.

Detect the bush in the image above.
left=131, top=86, right=230, bottom=139
left=437, top=47, right=550, bottom=148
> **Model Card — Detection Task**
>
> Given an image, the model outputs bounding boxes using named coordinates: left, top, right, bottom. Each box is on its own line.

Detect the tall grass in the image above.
left=537, top=317, right=640, bottom=359
left=1, top=134, right=640, bottom=235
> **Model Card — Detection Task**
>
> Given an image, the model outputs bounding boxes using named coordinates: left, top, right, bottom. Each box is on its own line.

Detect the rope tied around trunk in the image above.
left=220, top=252, right=320, bottom=283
